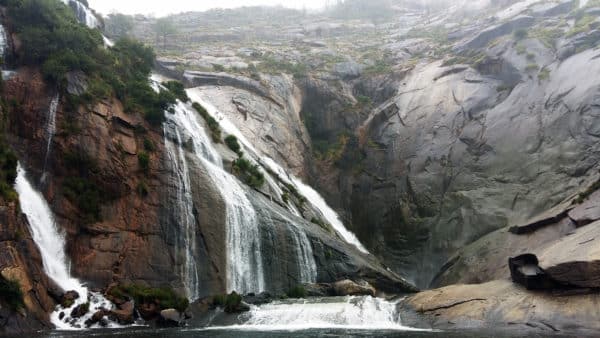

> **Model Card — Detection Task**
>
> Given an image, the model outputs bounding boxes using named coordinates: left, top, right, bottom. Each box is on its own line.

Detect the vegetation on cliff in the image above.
left=108, top=284, right=189, bottom=313
left=0, top=277, right=24, bottom=311
left=2, top=0, right=173, bottom=125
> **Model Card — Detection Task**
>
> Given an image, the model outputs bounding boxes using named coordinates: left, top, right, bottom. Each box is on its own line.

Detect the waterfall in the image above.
left=163, top=123, right=200, bottom=301
left=60, top=0, right=99, bottom=29
left=207, top=296, right=423, bottom=331
left=15, top=165, right=119, bottom=329
left=0, top=24, right=7, bottom=59
left=187, top=88, right=368, bottom=254
left=289, top=225, right=318, bottom=283
left=41, top=93, right=59, bottom=181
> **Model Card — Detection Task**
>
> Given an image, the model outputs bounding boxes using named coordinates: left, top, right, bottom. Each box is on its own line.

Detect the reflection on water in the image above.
left=25, top=327, right=585, bottom=338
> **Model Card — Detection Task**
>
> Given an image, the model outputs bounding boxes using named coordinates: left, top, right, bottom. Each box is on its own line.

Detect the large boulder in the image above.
left=332, top=279, right=376, bottom=296
left=109, top=300, right=134, bottom=324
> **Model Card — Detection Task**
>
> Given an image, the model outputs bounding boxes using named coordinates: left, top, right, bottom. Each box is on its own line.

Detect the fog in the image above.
left=88, top=0, right=327, bottom=16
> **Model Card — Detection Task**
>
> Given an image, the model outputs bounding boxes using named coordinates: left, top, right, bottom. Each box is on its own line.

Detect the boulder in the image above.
left=65, top=71, right=88, bottom=96
left=84, top=309, right=107, bottom=327
left=158, top=308, right=183, bottom=327
left=243, top=292, right=273, bottom=305
left=60, top=290, right=80, bottom=308
left=538, top=221, right=600, bottom=288
left=70, top=303, right=89, bottom=318
left=109, top=300, right=135, bottom=324
left=332, top=279, right=376, bottom=297
left=303, top=283, right=334, bottom=297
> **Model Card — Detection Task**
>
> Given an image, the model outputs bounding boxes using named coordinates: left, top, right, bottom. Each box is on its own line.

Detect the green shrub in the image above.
left=513, top=28, right=528, bottom=40
left=212, top=64, right=225, bottom=72
left=162, top=80, right=189, bottom=102
left=63, top=177, right=102, bottom=223
left=4, top=0, right=171, bottom=126
left=224, top=135, right=242, bottom=155
left=108, top=284, right=189, bottom=312
left=287, top=285, right=306, bottom=299
left=0, top=277, right=24, bottom=311
left=232, top=158, right=264, bottom=189
left=310, top=217, right=333, bottom=233
left=0, top=144, right=18, bottom=202
left=192, top=102, right=221, bottom=143
left=212, top=292, right=243, bottom=313
left=138, top=151, right=150, bottom=175
left=136, top=181, right=149, bottom=197
left=143, top=137, right=156, bottom=152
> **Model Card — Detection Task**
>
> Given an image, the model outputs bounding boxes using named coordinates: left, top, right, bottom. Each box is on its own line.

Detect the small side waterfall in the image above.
left=15, top=165, right=118, bottom=329
left=0, top=24, right=7, bottom=58
left=164, top=99, right=265, bottom=294
left=60, top=0, right=99, bottom=29
left=41, top=93, right=59, bottom=181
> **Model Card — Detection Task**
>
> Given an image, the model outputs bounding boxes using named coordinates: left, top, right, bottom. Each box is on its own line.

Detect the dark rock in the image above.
left=457, top=16, right=535, bottom=50
left=138, top=301, right=160, bottom=320
left=70, top=302, right=90, bottom=318
left=109, top=300, right=134, bottom=324
left=59, top=312, right=65, bottom=320
left=332, top=279, right=376, bottom=296
left=243, top=292, right=273, bottom=305
left=508, top=254, right=557, bottom=290
left=84, top=310, right=107, bottom=327
left=158, top=308, right=184, bottom=327
left=304, top=283, right=334, bottom=297
left=60, top=290, right=80, bottom=308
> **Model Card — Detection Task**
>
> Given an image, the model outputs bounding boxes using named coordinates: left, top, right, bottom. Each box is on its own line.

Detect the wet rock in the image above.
left=508, top=254, right=557, bottom=290
left=138, top=301, right=160, bottom=320
left=243, top=292, right=273, bottom=305
left=65, top=71, right=88, bottom=96
left=109, top=300, right=134, bottom=324
left=70, top=302, right=90, bottom=318
left=304, top=283, right=334, bottom=297
left=84, top=310, right=107, bottom=327
left=332, top=279, right=376, bottom=296
left=60, top=290, right=80, bottom=308
left=158, top=308, right=184, bottom=327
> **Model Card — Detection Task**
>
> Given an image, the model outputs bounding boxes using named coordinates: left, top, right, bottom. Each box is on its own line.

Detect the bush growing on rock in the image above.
left=161, top=81, right=189, bottom=102
left=3, top=0, right=173, bottom=126
left=192, top=102, right=221, bottom=143
left=108, top=284, right=189, bottom=313
left=0, top=277, right=24, bottom=311
left=232, top=158, right=264, bottom=189
left=0, top=143, right=18, bottom=202
left=225, top=135, right=242, bottom=156
left=138, top=151, right=150, bottom=175
left=287, top=285, right=306, bottom=299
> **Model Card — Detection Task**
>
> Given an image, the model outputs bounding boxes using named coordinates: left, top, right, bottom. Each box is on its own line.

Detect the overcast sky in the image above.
left=88, top=0, right=327, bottom=16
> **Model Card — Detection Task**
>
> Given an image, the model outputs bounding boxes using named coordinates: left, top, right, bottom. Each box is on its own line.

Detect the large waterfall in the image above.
left=15, top=165, right=118, bottom=329
left=60, top=0, right=99, bottom=29
left=163, top=98, right=266, bottom=295
left=187, top=88, right=368, bottom=254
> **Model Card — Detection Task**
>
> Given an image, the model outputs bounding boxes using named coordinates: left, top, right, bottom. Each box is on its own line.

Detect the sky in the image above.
left=88, top=0, right=328, bottom=16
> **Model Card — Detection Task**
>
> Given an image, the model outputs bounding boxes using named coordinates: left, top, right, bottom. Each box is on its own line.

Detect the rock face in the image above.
left=402, top=280, right=600, bottom=333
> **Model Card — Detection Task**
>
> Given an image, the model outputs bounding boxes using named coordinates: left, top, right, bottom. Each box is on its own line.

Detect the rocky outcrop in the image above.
left=0, top=193, right=54, bottom=333
left=456, top=16, right=536, bottom=51
left=401, top=280, right=600, bottom=333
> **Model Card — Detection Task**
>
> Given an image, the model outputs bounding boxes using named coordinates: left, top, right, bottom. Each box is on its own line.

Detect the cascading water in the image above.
left=163, top=123, right=200, bottom=301
left=60, top=0, right=99, bottom=29
left=41, top=93, right=59, bottom=182
left=0, top=23, right=7, bottom=58
left=15, top=165, right=119, bottom=329
left=187, top=88, right=369, bottom=254
left=206, top=296, right=424, bottom=331
left=163, top=99, right=265, bottom=294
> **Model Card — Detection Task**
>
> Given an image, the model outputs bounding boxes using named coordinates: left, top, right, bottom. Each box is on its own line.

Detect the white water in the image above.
left=0, top=24, right=8, bottom=59
left=163, top=123, right=200, bottom=301
left=16, top=165, right=119, bottom=329
left=162, top=95, right=265, bottom=294
left=186, top=88, right=369, bottom=254
left=205, top=296, right=424, bottom=331
left=60, top=0, right=99, bottom=29
left=41, top=94, right=59, bottom=181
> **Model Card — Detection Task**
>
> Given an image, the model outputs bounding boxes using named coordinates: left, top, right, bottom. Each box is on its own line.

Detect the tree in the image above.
left=153, top=17, right=177, bottom=51
left=105, top=13, right=133, bottom=39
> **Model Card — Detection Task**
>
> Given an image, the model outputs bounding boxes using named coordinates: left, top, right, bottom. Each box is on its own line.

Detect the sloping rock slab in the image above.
left=568, top=190, right=600, bottom=226
left=509, top=199, right=574, bottom=234
left=537, top=221, right=600, bottom=288
left=457, top=16, right=535, bottom=51
left=402, top=280, right=600, bottom=332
